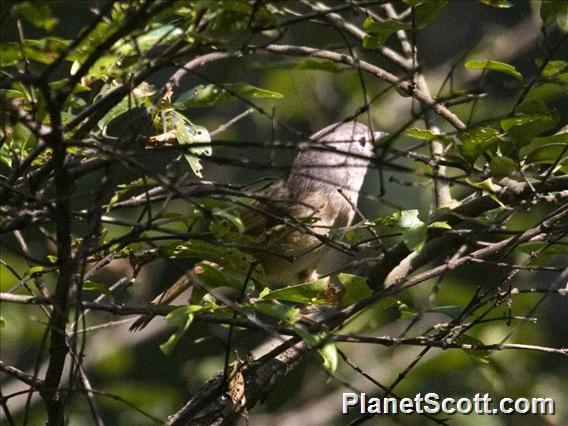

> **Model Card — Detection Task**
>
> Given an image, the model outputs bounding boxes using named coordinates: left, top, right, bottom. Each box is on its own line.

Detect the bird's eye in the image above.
left=358, top=136, right=366, bottom=147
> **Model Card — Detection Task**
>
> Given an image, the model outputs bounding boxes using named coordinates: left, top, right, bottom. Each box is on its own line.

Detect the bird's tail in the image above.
left=129, top=271, right=194, bottom=331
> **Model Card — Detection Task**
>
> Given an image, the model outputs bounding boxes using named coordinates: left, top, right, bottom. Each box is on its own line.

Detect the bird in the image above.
left=130, top=121, right=385, bottom=331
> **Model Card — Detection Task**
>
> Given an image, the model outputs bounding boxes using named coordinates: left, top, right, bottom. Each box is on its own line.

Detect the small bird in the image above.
left=130, top=121, right=384, bottom=331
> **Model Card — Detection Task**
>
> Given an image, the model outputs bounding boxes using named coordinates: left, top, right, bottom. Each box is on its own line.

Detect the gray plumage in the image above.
left=130, top=121, right=384, bottom=331
left=251, top=121, right=382, bottom=285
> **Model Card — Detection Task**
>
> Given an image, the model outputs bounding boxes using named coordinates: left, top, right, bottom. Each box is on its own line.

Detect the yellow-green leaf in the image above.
left=465, top=59, right=523, bottom=79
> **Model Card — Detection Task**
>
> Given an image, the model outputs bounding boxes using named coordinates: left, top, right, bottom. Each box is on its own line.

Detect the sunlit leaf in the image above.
left=260, top=279, right=329, bottom=304
left=466, top=178, right=506, bottom=207
left=253, top=301, right=301, bottom=324
left=115, top=24, right=183, bottom=55
left=537, top=59, right=568, bottom=77
left=319, top=343, right=338, bottom=372
left=292, top=325, right=320, bottom=346
left=14, top=2, right=58, bottom=30
left=402, top=225, right=428, bottom=252
left=0, top=38, right=69, bottom=67
left=362, top=18, right=410, bottom=49
left=398, top=209, right=424, bottom=229
left=172, top=111, right=212, bottom=178
left=97, top=84, right=153, bottom=131
left=479, top=0, right=513, bottom=8
left=406, top=128, right=453, bottom=145
left=397, top=210, right=427, bottom=251
left=457, top=127, right=501, bottom=163
left=338, top=273, right=371, bottom=307
left=465, top=59, right=523, bottom=79
left=106, top=177, right=159, bottom=211
left=541, top=0, right=568, bottom=31
left=428, top=221, right=451, bottom=229
left=173, top=83, right=283, bottom=109
left=190, top=262, right=245, bottom=293
left=212, top=209, right=245, bottom=233
left=249, top=59, right=347, bottom=73
left=397, top=300, right=419, bottom=320
left=83, top=281, right=112, bottom=296
left=167, top=240, right=265, bottom=282
left=24, top=266, right=47, bottom=276
left=373, top=211, right=402, bottom=227
left=159, top=305, right=202, bottom=355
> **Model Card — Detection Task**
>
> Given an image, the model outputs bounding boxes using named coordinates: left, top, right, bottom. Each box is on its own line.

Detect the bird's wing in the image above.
left=241, top=180, right=291, bottom=236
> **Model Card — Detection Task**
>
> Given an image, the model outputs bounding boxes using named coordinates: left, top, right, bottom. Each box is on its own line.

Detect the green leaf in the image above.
left=14, top=2, right=59, bottom=31
left=173, top=83, right=283, bottom=109
left=97, top=84, right=153, bottom=131
left=402, top=225, right=428, bottom=252
left=319, top=343, right=338, bottom=372
left=249, top=59, right=346, bottom=73
left=396, top=300, right=419, bottom=320
left=338, top=273, right=371, bottom=307
left=362, top=18, right=410, bottom=49
left=83, top=281, right=112, bottom=296
left=525, top=83, right=568, bottom=103
left=167, top=240, right=265, bottom=283
left=159, top=305, right=201, bottom=355
left=465, top=59, right=523, bottom=80
left=0, top=38, right=69, bottom=67
left=260, top=279, right=329, bottom=304
left=501, top=113, right=553, bottom=130
left=397, top=210, right=428, bottom=251
left=466, top=178, right=506, bottom=208
left=253, top=301, right=301, bottom=324
left=292, top=325, right=321, bottom=346
left=402, top=1, right=448, bottom=28
left=517, top=241, right=568, bottom=256
left=2, top=122, right=36, bottom=167
left=490, top=156, right=518, bottom=178
left=457, top=127, right=501, bottom=163
left=538, top=59, right=568, bottom=77
left=398, top=209, right=424, bottom=229
left=525, top=144, right=568, bottom=166
left=501, top=113, right=559, bottom=147
left=520, top=133, right=568, bottom=164
left=428, top=221, right=451, bottom=229
left=429, top=305, right=462, bottom=319
left=458, top=335, right=491, bottom=364
left=106, top=177, right=159, bottom=211
left=115, top=24, right=183, bottom=56
left=0, top=316, right=5, bottom=328
left=541, top=0, right=568, bottom=31
left=172, top=111, right=212, bottom=178
left=24, top=266, right=47, bottom=277
left=191, top=263, right=244, bottom=293
left=373, top=211, right=402, bottom=227
left=466, top=177, right=500, bottom=193
left=479, top=0, right=513, bottom=8
left=406, top=128, right=453, bottom=145
left=212, top=210, right=245, bottom=234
